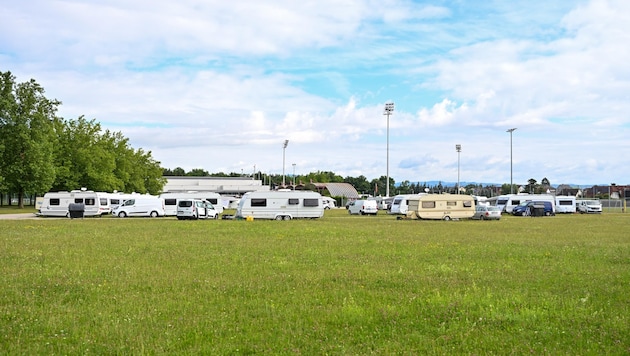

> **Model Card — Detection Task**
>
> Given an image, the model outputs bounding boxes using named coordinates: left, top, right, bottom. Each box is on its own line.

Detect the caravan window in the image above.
left=164, top=199, right=177, bottom=206
left=558, top=200, right=573, bottom=206
left=497, top=199, right=508, bottom=205
left=303, top=199, right=319, bottom=207
left=422, top=201, right=436, bottom=208
left=251, top=199, right=266, bottom=207
left=84, top=198, right=96, bottom=206
left=100, top=198, right=108, bottom=205
left=50, top=198, right=60, bottom=206
left=288, top=198, right=299, bottom=205
left=463, top=201, right=473, bottom=208
left=512, top=200, right=521, bottom=205
left=447, top=201, right=457, bottom=206
left=74, top=198, right=84, bottom=203
left=110, top=199, right=121, bottom=205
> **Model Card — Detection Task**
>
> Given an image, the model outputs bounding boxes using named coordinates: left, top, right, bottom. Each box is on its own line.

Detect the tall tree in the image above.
left=0, top=72, right=58, bottom=208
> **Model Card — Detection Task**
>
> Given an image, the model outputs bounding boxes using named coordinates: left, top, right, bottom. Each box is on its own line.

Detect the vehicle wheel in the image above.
left=150, top=211, right=158, bottom=218
left=177, top=217, right=183, bottom=220
left=194, top=213, right=199, bottom=220
left=283, top=215, right=292, bottom=220
left=118, top=211, right=127, bottom=218
left=443, top=216, right=451, bottom=221
left=275, top=215, right=283, bottom=220
left=348, top=210, right=352, bottom=215
left=480, top=215, right=485, bottom=220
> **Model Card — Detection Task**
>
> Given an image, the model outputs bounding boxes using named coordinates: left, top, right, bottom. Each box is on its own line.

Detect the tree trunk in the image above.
left=18, top=188, right=24, bottom=209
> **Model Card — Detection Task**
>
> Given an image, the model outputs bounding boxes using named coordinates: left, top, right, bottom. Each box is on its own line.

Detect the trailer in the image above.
left=235, top=191, right=324, bottom=220
left=405, top=194, right=475, bottom=220
left=38, top=190, right=110, bottom=217
left=388, top=194, right=417, bottom=215
left=159, top=192, right=225, bottom=216
left=555, top=196, right=577, bottom=214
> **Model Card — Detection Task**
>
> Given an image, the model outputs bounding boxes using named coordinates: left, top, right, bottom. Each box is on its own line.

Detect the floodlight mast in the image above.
left=282, top=140, right=289, bottom=187
left=506, top=128, right=517, bottom=194
left=384, top=103, right=395, bottom=198
left=456, top=144, right=461, bottom=194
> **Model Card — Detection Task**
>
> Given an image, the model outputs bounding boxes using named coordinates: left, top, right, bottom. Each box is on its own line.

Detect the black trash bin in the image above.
left=68, top=203, right=85, bottom=219
left=531, top=204, right=545, bottom=217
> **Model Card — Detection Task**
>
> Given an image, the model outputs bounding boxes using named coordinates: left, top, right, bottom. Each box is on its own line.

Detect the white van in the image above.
left=235, top=191, right=324, bottom=220
left=406, top=194, right=475, bottom=220
left=577, top=199, right=602, bottom=214
left=112, top=196, right=165, bottom=218
left=347, top=199, right=378, bottom=215
left=176, top=199, right=219, bottom=220
left=160, top=192, right=224, bottom=216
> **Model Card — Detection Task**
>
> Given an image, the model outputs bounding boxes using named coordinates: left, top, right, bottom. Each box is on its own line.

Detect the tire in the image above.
left=480, top=215, right=485, bottom=221
left=118, top=211, right=127, bottom=218
left=150, top=211, right=158, bottom=218
left=275, top=215, right=283, bottom=220
left=284, top=215, right=292, bottom=220
left=443, top=216, right=451, bottom=221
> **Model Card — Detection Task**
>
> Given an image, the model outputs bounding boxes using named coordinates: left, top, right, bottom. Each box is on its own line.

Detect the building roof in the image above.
left=311, top=182, right=360, bottom=199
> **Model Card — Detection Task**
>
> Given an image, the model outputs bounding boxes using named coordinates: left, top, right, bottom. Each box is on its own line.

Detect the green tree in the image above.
left=0, top=72, right=58, bottom=208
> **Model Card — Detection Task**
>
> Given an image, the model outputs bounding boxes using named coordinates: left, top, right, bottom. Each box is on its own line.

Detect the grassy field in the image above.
left=1, top=210, right=629, bottom=354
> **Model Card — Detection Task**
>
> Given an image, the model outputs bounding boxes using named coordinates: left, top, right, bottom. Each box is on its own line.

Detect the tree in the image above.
left=0, top=72, right=59, bottom=208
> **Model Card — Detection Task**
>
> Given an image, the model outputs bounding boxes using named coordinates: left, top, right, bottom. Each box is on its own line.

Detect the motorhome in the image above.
left=112, top=196, right=165, bottom=218
left=388, top=194, right=416, bottom=215
left=555, top=196, right=577, bottom=214
left=235, top=191, right=324, bottom=220
left=159, top=192, right=224, bottom=216
left=39, top=190, right=110, bottom=217
left=322, top=196, right=337, bottom=209
left=406, top=194, right=475, bottom=220
left=496, top=194, right=555, bottom=214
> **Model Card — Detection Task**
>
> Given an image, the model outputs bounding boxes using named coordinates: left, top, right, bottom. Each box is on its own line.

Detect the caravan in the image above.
left=406, top=194, right=475, bottom=220
left=160, top=192, right=224, bottom=216
left=388, top=194, right=416, bottom=215
left=555, top=196, right=577, bottom=214
left=39, top=190, right=110, bottom=217
left=235, top=191, right=324, bottom=220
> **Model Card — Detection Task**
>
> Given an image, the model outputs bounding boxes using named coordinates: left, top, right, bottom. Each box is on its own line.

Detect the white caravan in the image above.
left=322, top=196, right=337, bottom=209
left=406, top=194, right=475, bottom=220
left=235, top=191, right=324, bottom=220
left=39, top=190, right=110, bottom=217
left=496, top=194, right=555, bottom=214
left=160, top=192, right=224, bottom=216
left=112, top=196, right=165, bottom=218
left=555, top=196, right=577, bottom=214
left=388, top=194, right=416, bottom=215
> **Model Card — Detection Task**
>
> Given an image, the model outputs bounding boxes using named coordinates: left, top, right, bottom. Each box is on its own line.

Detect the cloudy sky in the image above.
left=2, top=0, right=629, bottom=187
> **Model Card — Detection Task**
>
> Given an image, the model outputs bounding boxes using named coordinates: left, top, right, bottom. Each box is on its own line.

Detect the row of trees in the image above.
left=163, top=167, right=519, bottom=197
left=0, top=71, right=165, bottom=208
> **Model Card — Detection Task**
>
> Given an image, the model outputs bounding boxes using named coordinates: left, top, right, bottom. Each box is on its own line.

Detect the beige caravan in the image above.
left=406, top=194, right=475, bottom=220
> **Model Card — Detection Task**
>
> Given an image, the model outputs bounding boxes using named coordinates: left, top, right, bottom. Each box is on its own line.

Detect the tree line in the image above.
left=0, top=71, right=165, bottom=208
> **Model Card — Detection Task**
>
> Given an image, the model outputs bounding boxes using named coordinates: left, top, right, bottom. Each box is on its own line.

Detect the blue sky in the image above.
left=2, top=0, right=629, bottom=187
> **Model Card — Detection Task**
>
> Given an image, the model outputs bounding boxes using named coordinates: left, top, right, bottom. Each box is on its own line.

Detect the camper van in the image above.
left=496, top=194, right=555, bottom=214
left=39, top=190, right=110, bottom=217
left=406, top=194, right=475, bottom=220
left=112, top=196, right=165, bottom=218
left=160, top=192, right=224, bottom=216
left=388, top=194, right=416, bottom=215
left=555, top=196, right=577, bottom=214
left=235, top=191, right=324, bottom=220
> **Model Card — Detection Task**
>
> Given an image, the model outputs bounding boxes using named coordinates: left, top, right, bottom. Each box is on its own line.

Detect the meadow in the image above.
left=1, top=209, right=629, bottom=354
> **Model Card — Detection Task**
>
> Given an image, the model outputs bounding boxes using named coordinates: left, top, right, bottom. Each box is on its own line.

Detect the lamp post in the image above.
left=506, top=128, right=517, bottom=194
left=282, top=140, right=289, bottom=187
left=456, top=144, right=461, bottom=194
left=292, top=163, right=296, bottom=186
left=384, top=102, right=395, bottom=198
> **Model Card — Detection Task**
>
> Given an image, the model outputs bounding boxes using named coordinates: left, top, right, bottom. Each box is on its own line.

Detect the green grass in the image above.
left=1, top=210, right=629, bottom=354
left=0, top=206, right=37, bottom=214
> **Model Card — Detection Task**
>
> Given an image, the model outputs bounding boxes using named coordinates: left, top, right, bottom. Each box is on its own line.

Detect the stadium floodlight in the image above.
left=384, top=103, right=395, bottom=197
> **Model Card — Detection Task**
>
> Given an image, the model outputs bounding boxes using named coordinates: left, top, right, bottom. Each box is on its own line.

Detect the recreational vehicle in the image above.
left=39, top=190, right=110, bottom=217
left=235, top=191, right=324, bottom=220
left=322, top=196, right=337, bottom=209
left=159, top=192, right=224, bottom=216
left=406, top=194, right=475, bottom=220
left=555, top=196, right=577, bottom=214
left=495, top=194, right=555, bottom=214
left=388, top=194, right=416, bottom=215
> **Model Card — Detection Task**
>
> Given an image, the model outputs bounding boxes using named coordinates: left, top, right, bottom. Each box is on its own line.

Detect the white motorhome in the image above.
left=555, top=196, right=577, bottom=214
left=496, top=194, right=555, bottom=214
left=112, top=196, right=165, bottom=218
left=235, top=191, right=324, bottom=220
left=160, top=192, right=224, bottom=216
left=39, top=190, right=110, bottom=217
left=406, top=194, right=475, bottom=220
left=388, top=194, right=416, bottom=215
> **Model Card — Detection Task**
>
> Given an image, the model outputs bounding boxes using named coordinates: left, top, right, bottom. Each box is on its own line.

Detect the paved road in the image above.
left=0, top=213, right=41, bottom=220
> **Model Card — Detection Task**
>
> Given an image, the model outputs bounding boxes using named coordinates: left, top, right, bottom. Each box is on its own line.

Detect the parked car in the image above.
left=472, top=205, right=502, bottom=220
left=512, top=201, right=554, bottom=216
left=177, top=199, right=218, bottom=220
left=577, top=200, right=602, bottom=214
left=347, top=199, right=378, bottom=215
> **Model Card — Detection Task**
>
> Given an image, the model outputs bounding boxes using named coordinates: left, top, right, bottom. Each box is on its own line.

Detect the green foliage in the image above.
left=0, top=213, right=629, bottom=354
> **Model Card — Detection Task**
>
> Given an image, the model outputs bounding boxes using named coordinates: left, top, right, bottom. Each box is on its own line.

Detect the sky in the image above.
left=2, top=0, right=629, bottom=188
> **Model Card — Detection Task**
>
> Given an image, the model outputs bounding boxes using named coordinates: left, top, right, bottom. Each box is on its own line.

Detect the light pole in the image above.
left=292, top=163, right=296, bottom=186
left=282, top=140, right=289, bottom=187
left=456, top=144, right=461, bottom=194
left=384, top=102, right=395, bottom=198
left=507, top=128, right=517, bottom=194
